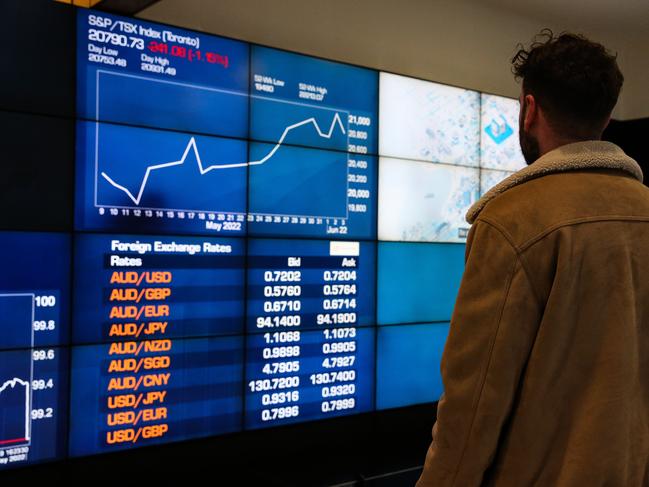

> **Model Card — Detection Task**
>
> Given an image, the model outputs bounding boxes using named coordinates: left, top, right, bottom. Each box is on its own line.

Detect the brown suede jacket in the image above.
left=417, top=141, right=649, bottom=486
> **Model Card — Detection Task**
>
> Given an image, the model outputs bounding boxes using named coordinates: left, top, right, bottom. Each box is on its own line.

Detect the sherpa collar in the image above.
left=466, top=140, right=643, bottom=224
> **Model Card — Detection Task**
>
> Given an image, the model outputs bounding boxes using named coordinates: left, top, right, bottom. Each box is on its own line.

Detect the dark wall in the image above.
left=603, top=118, right=649, bottom=186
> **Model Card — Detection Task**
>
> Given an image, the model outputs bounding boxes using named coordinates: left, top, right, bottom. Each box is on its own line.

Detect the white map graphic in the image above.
left=379, top=157, right=479, bottom=243
left=480, top=94, right=526, bottom=171
left=379, top=73, right=480, bottom=166
left=480, top=169, right=515, bottom=197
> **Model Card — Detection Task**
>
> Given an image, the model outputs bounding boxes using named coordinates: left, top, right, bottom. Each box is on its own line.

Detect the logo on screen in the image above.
left=485, top=115, right=513, bottom=145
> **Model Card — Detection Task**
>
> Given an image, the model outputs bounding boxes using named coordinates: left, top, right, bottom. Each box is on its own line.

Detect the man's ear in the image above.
left=523, top=94, right=537, bottom=132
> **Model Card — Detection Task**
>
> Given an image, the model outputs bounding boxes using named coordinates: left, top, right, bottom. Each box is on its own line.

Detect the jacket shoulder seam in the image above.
left=474, top=217, right=544, bottom=308
left=519, top=215, right=649, bottom=250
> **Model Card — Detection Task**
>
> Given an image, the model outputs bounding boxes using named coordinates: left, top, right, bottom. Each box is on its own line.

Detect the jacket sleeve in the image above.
left=416, top=219, right=544, bottom=486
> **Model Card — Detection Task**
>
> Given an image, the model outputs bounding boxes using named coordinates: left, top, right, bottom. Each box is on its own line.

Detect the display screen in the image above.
left=377, top=242, right=464, bottom=325
left=250, top=46, right=378, bottom=155
left=0, top=2, right=527, bottom=470
left=480, top=94, right=526, bottom=171
left=379, top=72, right=480, bottom=166
left=75, top=10, right=249, bottom=236
left=245, top=239, right=375, bottom=427
left=0, top=232, right=71, bottom=468
left=247, top=143, right=377, bottom=239
left=0, top=348, right=69, bottom=469
left=72, top=233, right=245, bottom=344
left=76, top=11, right=249, bottom=137
left=376, top=323, right=448, bottom=409
left=69, top=336, right=243, bottom=456
left=246, top=239, right=375, bottom=332
left=0, top=112, right=74, bottom=232
left=378, top=157, right=479, bottom=243
left=0, top=233, right=71, bottom=349
left=246, top=327, right=375, bottom=429
left=247, top=47, right=377, bottom=238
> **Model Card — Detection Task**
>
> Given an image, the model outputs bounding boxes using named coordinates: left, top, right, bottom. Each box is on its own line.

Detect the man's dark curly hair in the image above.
left=512, top=29, right=624, bottom=138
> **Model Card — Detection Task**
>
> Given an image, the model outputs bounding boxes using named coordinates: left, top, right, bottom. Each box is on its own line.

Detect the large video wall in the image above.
left=0, top=1, right=525, bottom=469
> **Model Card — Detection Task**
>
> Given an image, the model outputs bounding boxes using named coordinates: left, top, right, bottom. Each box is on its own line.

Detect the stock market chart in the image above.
left=75, top=10, right=250, bottom=235
left=0, top=233, right=70, bottom=468
left=0, top=2, right=531, bottom=470
left=76, top=121, right=248, bottom=235
left=248, top=46, right=378, bottom=238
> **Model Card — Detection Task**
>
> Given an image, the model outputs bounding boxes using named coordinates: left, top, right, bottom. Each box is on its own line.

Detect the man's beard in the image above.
left=519, top=127, right=540, bottom=165
left=519, top=99, right=541, bottom=165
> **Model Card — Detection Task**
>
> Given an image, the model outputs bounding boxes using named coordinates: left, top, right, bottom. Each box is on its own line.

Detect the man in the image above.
left=417, top=30, right=649, bottom=486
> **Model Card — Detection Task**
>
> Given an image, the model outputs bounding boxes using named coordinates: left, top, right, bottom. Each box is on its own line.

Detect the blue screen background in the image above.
left=378, top=243, right=465, bottom=325
left=376, top=323, right=449, bottom=409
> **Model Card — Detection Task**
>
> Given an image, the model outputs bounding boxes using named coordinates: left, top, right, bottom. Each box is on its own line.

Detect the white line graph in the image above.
left=0, top=293, right=35, bottom=448
left=0, top=378, right=30, bottom=442
left=100, top=113, right=347, bottom=207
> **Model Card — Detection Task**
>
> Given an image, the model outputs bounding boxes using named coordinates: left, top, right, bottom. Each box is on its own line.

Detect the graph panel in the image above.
left=0, top=232, right=70, bottom=350
left=76, top=9, right=248, bottom=138
left=480, top=94, right=526, bottom=171
left=379, top=72, right=480, bottom=166
left=72, top=233, right=245, bottom=344
left=250, top=45, right=378, bottom=154
left=377, top=242, right=465, bottom=325
left=376, top=323, right=449, bottom=409
left=378, top=157, right=479, bottom=243
left=75, top=121, right=248, bottom=235
left=248, top=143, right=376, bottom=239
left=0, top=347, right=69, bottom=469
left=69, top=336, right=243, bottom=457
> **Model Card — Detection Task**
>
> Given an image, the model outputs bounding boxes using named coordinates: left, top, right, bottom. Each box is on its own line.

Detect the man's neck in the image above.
left=538, top=135, right=598, bottom=158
